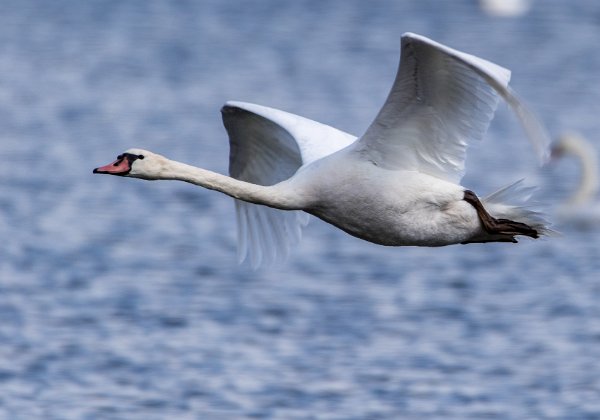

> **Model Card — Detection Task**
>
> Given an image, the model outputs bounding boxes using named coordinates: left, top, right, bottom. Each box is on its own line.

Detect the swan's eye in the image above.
left=138, top=155, right=145, bottom=160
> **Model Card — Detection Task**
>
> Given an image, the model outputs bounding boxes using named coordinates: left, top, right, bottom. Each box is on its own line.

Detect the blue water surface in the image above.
left=1, top=0, right=600, bottom=418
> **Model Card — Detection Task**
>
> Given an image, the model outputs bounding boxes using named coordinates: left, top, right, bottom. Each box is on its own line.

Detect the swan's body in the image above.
left=550, top=133, right=600, bottom=226
left=94, top=33, right=551, bottom=267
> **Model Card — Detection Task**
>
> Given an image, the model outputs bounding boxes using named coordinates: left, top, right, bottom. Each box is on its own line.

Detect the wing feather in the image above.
left=222, top=101, right=355, bottom=267
left=353, top=32, right=548, bottom=183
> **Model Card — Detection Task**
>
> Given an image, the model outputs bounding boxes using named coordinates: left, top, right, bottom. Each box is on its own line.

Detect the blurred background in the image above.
left=1, top=0, right=600, bottom=418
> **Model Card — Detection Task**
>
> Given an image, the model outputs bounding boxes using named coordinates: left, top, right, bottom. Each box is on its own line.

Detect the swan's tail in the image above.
left=482, top=179, right=554, bottom=237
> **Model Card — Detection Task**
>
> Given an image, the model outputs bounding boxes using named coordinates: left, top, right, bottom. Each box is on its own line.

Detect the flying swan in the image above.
left=550, top=132, right=600, bottom=226
left=94, top=33, right=551, bottom=267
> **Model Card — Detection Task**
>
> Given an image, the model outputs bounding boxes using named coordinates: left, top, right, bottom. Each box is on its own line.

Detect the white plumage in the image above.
left=94, top=33, right=551, bottom=268
left=550, top=133, right=600, bottom=227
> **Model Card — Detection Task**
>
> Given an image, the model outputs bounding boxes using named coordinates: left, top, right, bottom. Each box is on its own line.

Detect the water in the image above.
left=1, top=0, right=600, bottom=418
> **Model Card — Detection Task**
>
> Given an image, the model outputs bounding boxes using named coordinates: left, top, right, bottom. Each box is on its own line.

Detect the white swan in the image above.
left=94, top=33, right=551, bottom=267
left=550, top=133, right=600, bottom=226
left=479, top=0, right=532, bottom=17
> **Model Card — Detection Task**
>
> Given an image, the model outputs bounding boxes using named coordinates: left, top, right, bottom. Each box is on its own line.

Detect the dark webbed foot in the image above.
left=463, top=190, right=538, bottom=240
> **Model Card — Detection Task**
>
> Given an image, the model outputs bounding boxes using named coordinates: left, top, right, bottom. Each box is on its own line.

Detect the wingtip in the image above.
left=400, top=32, right=439, bottom=47
left=221, top=102, right=239, bottom=115
left=401, top=32, right=422, bottom=40
left=221, top=100, right=252, bottom=114
left=400, top=32, right=424, bottom=47
left=503, top=86, right=552, bottom=166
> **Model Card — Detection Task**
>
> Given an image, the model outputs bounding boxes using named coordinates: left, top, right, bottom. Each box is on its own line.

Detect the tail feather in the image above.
left=482, top=179, right=554, bottom=237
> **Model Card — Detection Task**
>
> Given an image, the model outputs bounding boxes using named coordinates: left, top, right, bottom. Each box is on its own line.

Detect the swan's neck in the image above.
left=568, top=144, right=599, bottom=205
left=156, top=159, right=301, bottom=210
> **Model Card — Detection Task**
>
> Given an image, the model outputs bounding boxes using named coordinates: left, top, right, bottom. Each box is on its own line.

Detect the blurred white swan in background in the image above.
left=479, top=0, right=532, bottom=17
left=94, top=33, right=551, bottom=268
left=550, top=133, right=600, bottom=226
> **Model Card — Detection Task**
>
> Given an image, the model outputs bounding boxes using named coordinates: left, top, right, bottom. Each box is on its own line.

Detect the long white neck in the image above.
left=566, top=140, right=599, bottom=205
left=153, top=159, right=302, bottom=210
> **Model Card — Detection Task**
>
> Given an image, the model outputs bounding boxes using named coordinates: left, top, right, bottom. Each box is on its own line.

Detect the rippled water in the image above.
left=2, top=0, right=600, bottom=418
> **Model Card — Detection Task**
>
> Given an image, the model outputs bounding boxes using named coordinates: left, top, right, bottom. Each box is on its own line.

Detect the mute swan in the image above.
left=94, top=33, right=551, bottom=267
left=550, top=133, right=600, bottom=226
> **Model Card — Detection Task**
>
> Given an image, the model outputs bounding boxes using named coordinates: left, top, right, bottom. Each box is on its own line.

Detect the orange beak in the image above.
left=93, top=156, right=132, bottom=175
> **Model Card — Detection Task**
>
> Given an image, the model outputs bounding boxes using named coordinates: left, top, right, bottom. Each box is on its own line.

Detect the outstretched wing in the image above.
left=222, top=101, right=356, bottom=268
left=352, top=32, right=549, bottom=184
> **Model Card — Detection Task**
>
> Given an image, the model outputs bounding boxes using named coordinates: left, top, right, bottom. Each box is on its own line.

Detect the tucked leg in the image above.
left=463, top=189, right=538, bottom=241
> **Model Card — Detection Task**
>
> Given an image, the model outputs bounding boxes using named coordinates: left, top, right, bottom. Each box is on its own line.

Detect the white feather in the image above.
left=222, top=101, right=355, bottom=267
left=353, top=32, right=548, bottom=183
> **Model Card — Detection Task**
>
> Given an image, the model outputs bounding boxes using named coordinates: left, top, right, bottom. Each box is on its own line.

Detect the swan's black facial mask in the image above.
left=93, top=153, right=144, bottom=176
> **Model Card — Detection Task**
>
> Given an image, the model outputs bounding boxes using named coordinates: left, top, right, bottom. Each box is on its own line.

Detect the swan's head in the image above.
left=93, top=148, right=169, bottom=180
left=550, top=133, right=592, bottom=161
